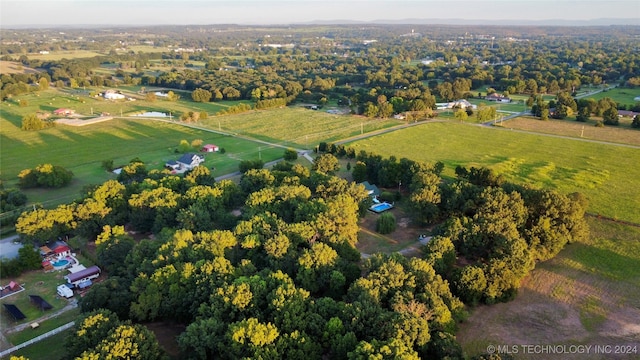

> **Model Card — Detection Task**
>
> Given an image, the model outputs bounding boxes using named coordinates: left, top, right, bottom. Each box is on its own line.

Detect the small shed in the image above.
left=201, top=144, right=219, bottom=152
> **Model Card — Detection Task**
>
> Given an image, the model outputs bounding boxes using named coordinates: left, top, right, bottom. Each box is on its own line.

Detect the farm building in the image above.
left=178, top=153, right=205, bottom=169
left=53, top=108, right=75, bottom=116
left=485, top=93, right=511, bottom=103
left=201, top=144, right=219, bottom=152
left=103, top=90, right=125, bottom=100
left=64, top=265, right=101, bottom=286
left=436, top=99, right=477, bottom=110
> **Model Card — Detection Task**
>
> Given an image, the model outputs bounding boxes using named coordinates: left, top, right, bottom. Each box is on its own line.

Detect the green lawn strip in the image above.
left=11, top=329, right=71, bottom=360
left=346, top=122, right=640, bottom=224
left=6, top=308, right=80, bottom=345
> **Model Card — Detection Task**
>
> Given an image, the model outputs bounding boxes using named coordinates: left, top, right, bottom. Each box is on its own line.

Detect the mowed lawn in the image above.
left=582, top=87, right=640, bottom=106
left=457, top=217, right=640, bottom=360
left=347, top=122, right=640, bottom=224
left=198, top=107, right=402, bottom=149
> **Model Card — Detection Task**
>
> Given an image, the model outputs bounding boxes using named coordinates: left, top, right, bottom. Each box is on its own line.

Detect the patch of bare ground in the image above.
left=502, top=117, right=640, bottom=146
left=458, top=252, right=640, bottom=360
left=356, top=200, right=428, bottom=257
left=146, top=322, right=186, bottom=359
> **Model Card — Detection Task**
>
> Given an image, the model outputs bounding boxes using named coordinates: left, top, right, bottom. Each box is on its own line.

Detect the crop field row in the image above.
left=347, top=122, right=640, bottom=224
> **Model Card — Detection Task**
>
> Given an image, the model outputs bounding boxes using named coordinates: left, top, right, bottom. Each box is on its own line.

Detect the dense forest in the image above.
left=10, top=147, right=589, bottom=359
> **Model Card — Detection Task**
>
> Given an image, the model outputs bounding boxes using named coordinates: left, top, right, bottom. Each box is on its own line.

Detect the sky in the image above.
left=1, top=0, right=639, bottom=27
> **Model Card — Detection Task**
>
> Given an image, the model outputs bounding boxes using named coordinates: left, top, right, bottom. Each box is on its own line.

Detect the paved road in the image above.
left=0, top=235, right=22, bottom=260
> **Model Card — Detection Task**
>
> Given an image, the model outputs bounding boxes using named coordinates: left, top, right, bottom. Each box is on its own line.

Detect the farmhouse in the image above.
left=201, top=144, right=219, bottom=152
left=53, top=108, right=75, bottom=116
left=64, top=265, right=101, bottom=286
left=485, top=93, right=511, bottom=103
left=103, top=89, right=125, bottom=100
left=436, top=99, right=477, bottom=110
left=166, top=153, right=205, bottom=172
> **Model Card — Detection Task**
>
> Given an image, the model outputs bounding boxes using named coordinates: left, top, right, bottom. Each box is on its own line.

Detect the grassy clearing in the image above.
left=347, top=122, right=640, bottom=224
left=6, top=308, right=80, bottom=345
left=503, top=116, right=640, bottom=146
left=583, top=87, right=640, bottom=106
left=0, top=269, right=71, bottom=333
left=24, top=50, right=105, bottom=61
left=10, top=329, right=71, bottom=360
left=457, top=217, right=640, bottom=359
left=0, top=61, right=40, bottom=74
left=198, top=107, right=403, bottom=149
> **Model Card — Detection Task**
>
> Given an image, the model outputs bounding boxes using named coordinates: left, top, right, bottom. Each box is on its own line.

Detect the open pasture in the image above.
left=347, top=122, right=640, bottom=224
left=198, top=107, right=402, bottom=149
left=583, top=87, right=640, bottom=106
left=23, top=50, right=105, bottom=61
left=503, top=116, right=640, bottom=146
left=1, top=112, right=281, bottom=207
left=0, top=61, right=40, bottom=74
left=458, top=217, right=640, bottom=359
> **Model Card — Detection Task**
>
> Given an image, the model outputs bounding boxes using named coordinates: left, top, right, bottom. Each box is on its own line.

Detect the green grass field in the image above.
left=583, top=87, right=640, bottom=106
left=347, top=122, right=640, bottom=224
left=10, top=329, right=72, bottom=360
left=1, top=89, right=284, bottom=208
left=198, top=107, right=403, bottom=149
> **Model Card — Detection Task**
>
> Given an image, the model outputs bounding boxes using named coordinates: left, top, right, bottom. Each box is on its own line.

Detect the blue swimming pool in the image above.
left=52, top=259, right=69, bottom=268
left=369, top=202, right=394, bottom=213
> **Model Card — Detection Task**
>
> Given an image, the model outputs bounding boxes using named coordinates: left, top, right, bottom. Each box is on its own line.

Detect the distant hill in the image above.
left=303, top=18, right=640, bottom=26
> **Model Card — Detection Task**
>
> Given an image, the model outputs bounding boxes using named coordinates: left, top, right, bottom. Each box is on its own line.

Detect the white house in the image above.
left=177, top=153, right=205, bottom=170
left=103, top=90, right=125, bottom=100
left=65, top=265, right=101, bottom=286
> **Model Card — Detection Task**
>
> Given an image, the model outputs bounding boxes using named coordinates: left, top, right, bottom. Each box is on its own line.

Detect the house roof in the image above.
left=360, top=181, right=381, bottom=196
left=203, top=144, right=218, bottom=149
left=177, top=153, right=203, bottom=164
left=66, top=265, right=101, bottom=283
left=53, top=245, right=70, bottom=254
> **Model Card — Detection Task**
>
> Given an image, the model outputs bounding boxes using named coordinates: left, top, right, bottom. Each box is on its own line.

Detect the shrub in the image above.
left=283, top=148, right=298, bottom=161
left=18, top=164, right=73, bottom=188
left=102, top=160, right=114, bottom=172
left=379, top=191, right=395, bottom=203
left=376, top=212, right=396, bottom=234
left=595, top=120, right=604, bottom=127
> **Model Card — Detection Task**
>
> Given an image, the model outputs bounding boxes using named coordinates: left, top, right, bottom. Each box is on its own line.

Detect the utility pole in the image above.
left=581, top=125, right=584, bottom=138
left=361, top=122, right=363, bottom=134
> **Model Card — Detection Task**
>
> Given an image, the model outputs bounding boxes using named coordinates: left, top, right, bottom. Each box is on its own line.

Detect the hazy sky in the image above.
left=1, top=0, right=639, bottom=27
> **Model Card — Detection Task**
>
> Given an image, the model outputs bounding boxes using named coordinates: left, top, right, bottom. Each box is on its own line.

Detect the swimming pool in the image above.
left=369, top=202, right=394, bottom=213
left=52, top=259, right=69, bottom=268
